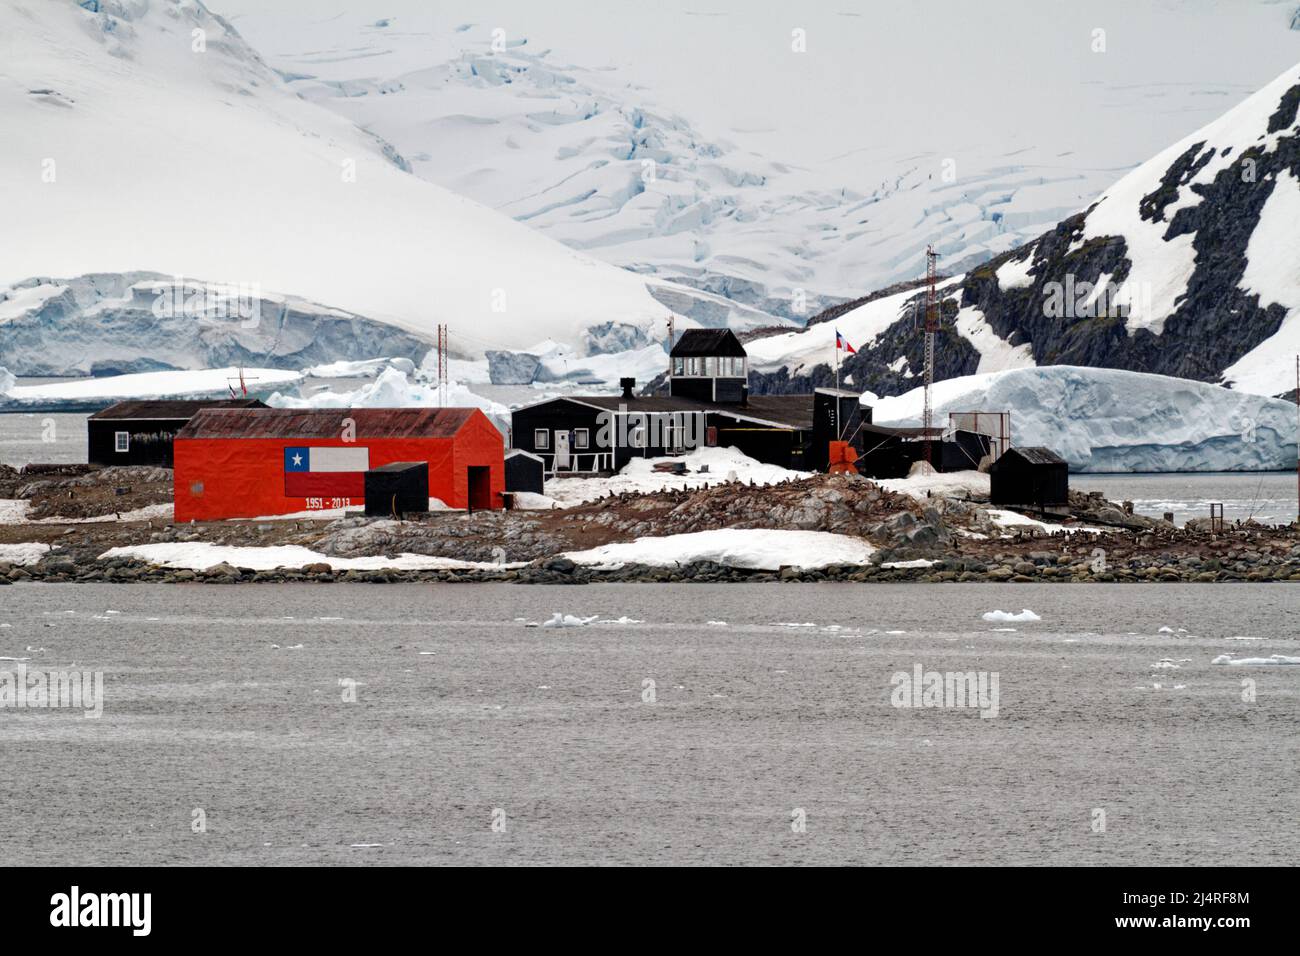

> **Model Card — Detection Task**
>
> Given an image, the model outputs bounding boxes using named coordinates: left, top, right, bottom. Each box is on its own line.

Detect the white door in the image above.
left=555, top=430, right=570, bottom=469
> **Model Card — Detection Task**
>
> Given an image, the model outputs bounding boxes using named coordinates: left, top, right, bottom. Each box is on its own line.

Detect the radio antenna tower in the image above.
left=436, top=324, right=448, bottom=407
left=922, top=244, right=940, bottom=467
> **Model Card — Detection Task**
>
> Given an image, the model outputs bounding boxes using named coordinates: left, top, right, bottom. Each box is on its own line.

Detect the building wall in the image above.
left=504, top=455, right=545, bottom=494
left=174, top=423, right=503, bottom=521
left=89, top=419, right=190, bottom=467
left=989, top=460, right=1069, bottom=507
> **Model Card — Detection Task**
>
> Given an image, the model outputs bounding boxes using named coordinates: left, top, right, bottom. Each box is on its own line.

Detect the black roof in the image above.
left=669, top=328, right=747, bottom=358
left=1000, top=446, right=1066, bottom=466
left=88, top=398, right=267, bottom=421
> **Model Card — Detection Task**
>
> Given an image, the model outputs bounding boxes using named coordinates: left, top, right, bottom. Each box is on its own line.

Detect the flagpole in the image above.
left=834, top=333, right=841, bottom=440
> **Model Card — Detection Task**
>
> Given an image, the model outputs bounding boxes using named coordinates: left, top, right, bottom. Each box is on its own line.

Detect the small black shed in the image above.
left=364, top=461, right=429, bottom=517
left=989, top=446, right=1069, bottom=509
left=504, top=449, right=545, bottom=495
left=87, top=398, right=266, bottom=467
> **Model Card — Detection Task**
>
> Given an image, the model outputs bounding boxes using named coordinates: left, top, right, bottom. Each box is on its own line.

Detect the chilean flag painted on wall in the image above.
left=283, top=446, right=370, bottom=497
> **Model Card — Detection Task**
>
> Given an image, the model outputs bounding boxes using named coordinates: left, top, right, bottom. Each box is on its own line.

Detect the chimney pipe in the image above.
left=620, top=377, right=636, bottom=400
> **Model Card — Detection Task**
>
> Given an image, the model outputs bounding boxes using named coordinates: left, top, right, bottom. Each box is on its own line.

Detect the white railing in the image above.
left=537, top=450, right=614, bottom=476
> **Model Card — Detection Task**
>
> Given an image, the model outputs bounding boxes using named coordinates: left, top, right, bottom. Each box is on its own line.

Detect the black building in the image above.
left=87, top=398, right=266, bottom=467
left=364, top=461, right=429, bottom=517
left=509, top=326, right=1007, bottom=479
left=989, top=446, right=1069, bottom=510
left=510, top=389, right=822, bottom=473
left=669, top=328, right=748, bottom=403
left=504, top=449, right=545, bottom=495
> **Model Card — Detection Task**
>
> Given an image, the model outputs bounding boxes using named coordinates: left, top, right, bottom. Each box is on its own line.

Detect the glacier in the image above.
left=0, top=0, right=783, bottom=366
left=871, top=366, right=1299, bottom=473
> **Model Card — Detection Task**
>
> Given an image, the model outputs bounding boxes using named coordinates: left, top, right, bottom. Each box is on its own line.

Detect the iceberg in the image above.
left=872, top=366, right=1299, bottom=472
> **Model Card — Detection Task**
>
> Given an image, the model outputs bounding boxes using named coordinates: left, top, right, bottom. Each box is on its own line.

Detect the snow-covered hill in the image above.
left=0, top=0, right=789, bottom=372
left=750, top=59, right=1300, bottom=401
left=215, top=0, right=1300, bottom=317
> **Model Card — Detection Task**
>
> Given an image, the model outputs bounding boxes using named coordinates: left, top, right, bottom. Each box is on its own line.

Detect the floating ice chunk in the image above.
left=982, top=609, right=1041, bottom=623
left=1212, top=654, right=1300, bottom=665
left=707, top=621, right=728, bottom=626
left=884, top=630, right=907, bottom=635
left=598, top=616, right=644, bottom=625
left=541, top=613, right=599, bottom=628
left=0, top=656, right=31, bottom=661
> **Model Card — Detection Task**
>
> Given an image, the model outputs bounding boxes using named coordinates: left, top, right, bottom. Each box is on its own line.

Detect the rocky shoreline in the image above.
left=3, top=463, right=1297, bottom=586
left=6, top=538, right=1300, bottom=586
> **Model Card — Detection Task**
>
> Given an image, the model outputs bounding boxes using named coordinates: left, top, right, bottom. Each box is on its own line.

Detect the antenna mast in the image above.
left=923, top=244, right=940, bottom=468
left=437, top=324, right=448, bottom=408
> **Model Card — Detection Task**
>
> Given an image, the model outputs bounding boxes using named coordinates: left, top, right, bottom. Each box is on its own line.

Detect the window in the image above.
left=673, top=356, right=684, bottom=375
left=534, top=429, right=549, bottom=449
left=704, top=356, right=715, bottom=376
left=574, top=428, right=589, bottom=450
left=114, top=431, right=130, bottom=453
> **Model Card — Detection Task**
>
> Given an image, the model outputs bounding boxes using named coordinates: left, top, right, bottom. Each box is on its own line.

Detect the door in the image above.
left=467, top=466, right=492, bottom=512
left=554, top=430, right=570, bottom=470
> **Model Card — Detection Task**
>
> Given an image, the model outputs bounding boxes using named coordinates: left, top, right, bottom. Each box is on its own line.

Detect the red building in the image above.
left=173, top=407, right=504, bottom=522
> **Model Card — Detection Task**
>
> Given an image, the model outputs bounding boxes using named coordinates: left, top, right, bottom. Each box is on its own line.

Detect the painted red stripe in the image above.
left=284, top=472, right=365, bottom=498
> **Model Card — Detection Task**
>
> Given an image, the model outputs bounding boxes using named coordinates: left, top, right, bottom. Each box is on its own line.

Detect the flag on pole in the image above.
left=836, top=330, right=855, bottom=353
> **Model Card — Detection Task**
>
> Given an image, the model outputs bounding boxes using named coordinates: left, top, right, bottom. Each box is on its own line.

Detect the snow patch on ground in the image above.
left=99, top=542, right=523, bottom=572
left=544, top=446, right=810, bottom=507
left=562, top=528, right=875, bottom=571
left=875, top=469, right=990, bottom=501
left=0, top=501, right=173, bottom=524
left=0, top=542, right=55, bottom=566
left=987, top=509, right=1103, bottom=534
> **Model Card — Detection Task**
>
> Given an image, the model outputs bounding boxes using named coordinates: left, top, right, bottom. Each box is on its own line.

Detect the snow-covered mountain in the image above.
left=0, top=0, right=792, bottom=376
left=749, top=59, right=1300, bottom=400
left=216, top=0, right=1300, bottom=318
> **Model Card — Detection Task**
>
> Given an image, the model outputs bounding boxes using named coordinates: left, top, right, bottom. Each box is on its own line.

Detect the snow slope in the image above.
left=216, top=1, right=1300, bottom=313
left=872, top=366, right=1299, bottom=472
left=0, top=0, right=700, bottom=361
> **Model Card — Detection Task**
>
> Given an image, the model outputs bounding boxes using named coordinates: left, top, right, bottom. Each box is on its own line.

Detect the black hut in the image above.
left=504, top=449, right=546, bottom=495
left=989, top=446, right=1069, bottom=510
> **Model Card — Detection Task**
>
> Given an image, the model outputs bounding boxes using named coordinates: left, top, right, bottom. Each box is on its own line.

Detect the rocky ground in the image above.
left=1, top=464, right=1297, bottom=585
